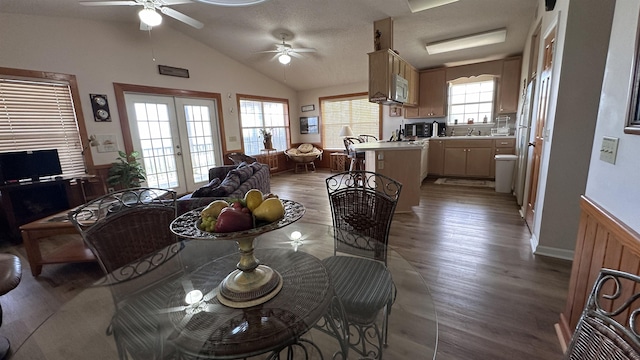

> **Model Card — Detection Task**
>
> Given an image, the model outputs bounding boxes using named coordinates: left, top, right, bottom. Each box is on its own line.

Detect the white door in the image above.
left=515, top=79, right=535, bottom=206
left=124, top=94, right=223, bottom=195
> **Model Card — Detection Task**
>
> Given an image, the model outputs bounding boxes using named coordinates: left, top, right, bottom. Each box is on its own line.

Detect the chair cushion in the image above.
left=322, top=255, right=394, bottom=324
left=298, top=143, right=314, bottom=153
left=0, top=253, right=21, bottom=295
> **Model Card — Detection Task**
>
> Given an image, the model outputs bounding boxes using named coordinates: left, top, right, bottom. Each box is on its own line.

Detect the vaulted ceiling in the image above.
left=0, top=0, right=538, bottom=91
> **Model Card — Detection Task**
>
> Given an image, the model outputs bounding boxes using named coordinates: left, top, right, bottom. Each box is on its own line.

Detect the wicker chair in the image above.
left=564, top=268, right=640, bottom=360
left=323, top=171, right=402, bottom=360
left=284, top=143, right=323, bottom=173
left=343, top=136, right=365, bottom=171
left=227, top=152, right=257, bottom=165
left=68, top=187, right=182, bottom=360
left=358, top=134, right=378, bottom=142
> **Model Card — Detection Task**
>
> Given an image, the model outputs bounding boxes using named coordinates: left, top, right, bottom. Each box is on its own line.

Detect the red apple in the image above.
left=214, top=207, right=253, bottom=233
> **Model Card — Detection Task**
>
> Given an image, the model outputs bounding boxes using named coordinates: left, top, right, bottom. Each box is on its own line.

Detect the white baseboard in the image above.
left=534, top=245, right=575, bottom=261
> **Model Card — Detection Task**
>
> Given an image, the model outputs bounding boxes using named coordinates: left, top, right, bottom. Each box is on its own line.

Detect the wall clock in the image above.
left=90, top=94, right=111, bottom=122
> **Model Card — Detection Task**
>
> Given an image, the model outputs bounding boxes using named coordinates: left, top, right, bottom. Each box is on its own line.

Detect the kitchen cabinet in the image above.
left=405, top=68, right=447, bottom=118
left=443, top=139, right=493, bottom=178
left=368, top=49, right=417, bottom=106
left=498, top=57, right=522, bottom=114
left=428, top=139, right=444, bottom=175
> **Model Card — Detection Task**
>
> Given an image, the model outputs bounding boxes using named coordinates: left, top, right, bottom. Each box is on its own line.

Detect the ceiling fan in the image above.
left=79, top=0, right=204, bottom=29
left=258, top=33, right=317, bottom=65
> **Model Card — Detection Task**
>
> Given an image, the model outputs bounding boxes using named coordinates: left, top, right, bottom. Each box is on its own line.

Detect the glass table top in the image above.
left=13, top=221, right=437, bottom=360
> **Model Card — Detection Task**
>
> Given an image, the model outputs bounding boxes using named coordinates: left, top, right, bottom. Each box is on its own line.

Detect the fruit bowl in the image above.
left=170, top=199, right=305, bottom=241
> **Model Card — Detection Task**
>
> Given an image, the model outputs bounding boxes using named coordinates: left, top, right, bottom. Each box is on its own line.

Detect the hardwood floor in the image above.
left=0, top=169, right=572, bottom=359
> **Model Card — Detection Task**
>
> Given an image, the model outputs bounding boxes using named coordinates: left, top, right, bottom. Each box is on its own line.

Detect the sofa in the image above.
left=177, top=161, right=270, bottom=215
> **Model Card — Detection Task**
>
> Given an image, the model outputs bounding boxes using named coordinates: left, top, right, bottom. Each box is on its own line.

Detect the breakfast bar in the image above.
left=350, top=140, right=427, bottom=213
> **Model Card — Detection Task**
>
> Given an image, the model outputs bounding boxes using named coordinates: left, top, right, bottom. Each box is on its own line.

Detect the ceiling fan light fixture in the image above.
left=407, top=0, right=459, bottom=13
left=139, top=7, right=162, bottom=27
left=278, top=54, right=291, bottom=65
left=426, top=28, right=507, bottom=55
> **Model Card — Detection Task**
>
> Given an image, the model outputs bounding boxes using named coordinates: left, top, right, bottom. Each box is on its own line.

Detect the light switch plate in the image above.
left=599, top=136, right=619, bottom=164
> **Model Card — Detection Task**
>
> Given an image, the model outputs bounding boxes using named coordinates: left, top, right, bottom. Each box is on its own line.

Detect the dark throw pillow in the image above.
left=191, top=178, right=221, bottom=198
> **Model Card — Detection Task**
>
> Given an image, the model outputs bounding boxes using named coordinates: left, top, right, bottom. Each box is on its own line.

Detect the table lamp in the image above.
left=338, top=125, right=354, bottom=137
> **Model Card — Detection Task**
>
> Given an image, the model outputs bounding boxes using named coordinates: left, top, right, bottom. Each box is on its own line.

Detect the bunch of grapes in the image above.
left=199, top=216, right=216, bottom=232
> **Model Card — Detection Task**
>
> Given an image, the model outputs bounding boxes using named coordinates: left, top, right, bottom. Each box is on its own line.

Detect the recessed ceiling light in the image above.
left=426, top=29, right=507, bottom=55
left=193, top=0, right=270, bottom=6
left=407, top=0, right=458, bottom=13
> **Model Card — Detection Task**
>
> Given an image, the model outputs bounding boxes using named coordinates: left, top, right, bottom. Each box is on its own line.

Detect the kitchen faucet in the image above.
left=467, top=128, right=475, bottom=136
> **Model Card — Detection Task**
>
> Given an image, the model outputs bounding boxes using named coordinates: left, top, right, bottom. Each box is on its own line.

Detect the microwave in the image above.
left=392, top=74, right=409, bottom=103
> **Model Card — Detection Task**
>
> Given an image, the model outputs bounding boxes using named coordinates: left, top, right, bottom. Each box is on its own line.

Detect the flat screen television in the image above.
left=0, top=149, right=63, bottom=183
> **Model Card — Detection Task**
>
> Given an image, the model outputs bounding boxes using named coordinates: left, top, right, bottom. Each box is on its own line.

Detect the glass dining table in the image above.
left=13, top=220, right=437, bottom=360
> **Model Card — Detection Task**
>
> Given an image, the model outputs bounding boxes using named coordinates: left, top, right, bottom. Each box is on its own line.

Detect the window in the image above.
left=238, top=95, right=290, bottom=155
left=321, top=93, right=380, bottom=149
left=0, top=70, right=86, bottom=177
left=447, top=76, right=496, bottom=125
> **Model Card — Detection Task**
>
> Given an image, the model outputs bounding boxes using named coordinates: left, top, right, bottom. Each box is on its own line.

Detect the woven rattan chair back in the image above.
left=69, top=188, right=179, bottom=278
left=325, top=171, right=402, bottom=264
left=227, top=152, right=257, bottom=165
left=564, top=269, right=640, bottom=360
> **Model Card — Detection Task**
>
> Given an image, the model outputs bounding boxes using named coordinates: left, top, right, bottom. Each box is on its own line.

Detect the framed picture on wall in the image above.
left=300, top=116, right=319, bottom=134
left=389, top=106, right=402, bottom=117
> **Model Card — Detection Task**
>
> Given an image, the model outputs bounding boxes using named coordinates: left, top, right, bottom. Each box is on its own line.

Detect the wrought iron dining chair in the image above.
left=323, top=171, right=402, bottom=360
left=343, top=136, right=365, bottom=171
left=68, top=187, right=182, bottom=360
left=564, top=268, right=640, bottom=360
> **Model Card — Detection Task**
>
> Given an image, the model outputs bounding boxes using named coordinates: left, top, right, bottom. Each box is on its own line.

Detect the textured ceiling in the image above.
left=0, top=0, right=538, bottom=91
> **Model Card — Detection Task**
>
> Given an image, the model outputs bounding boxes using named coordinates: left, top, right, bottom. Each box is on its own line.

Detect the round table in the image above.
left=13, top=221, right=438, bottom=360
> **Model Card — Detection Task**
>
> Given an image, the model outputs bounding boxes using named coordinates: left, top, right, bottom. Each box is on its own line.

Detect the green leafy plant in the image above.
left=106, top=150, right=146, bottom=189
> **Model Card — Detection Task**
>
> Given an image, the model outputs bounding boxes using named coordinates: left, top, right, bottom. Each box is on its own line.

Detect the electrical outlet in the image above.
left=599, top=136, right=619, bottom=164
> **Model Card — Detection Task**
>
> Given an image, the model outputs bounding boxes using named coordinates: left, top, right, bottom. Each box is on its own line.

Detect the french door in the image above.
left=124, top=94, right=223, bottom=195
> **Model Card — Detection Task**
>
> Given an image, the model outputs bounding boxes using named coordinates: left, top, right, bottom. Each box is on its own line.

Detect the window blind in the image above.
left=321, top=95, right=380, bottom=149
left=0, top=78, right=85, bottom=176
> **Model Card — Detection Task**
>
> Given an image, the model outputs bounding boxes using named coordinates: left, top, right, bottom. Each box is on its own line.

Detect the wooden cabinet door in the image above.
left=421, top=69, right=447, bottom=117
left=465, top=147, right=492, bottom=177
left=428, top=139, right=444, bottom=175
left=443, top=148, right=466, bottom=176
left=368, top=50, right=391, bottom=101
left=498, top=57, right=522, bottom=114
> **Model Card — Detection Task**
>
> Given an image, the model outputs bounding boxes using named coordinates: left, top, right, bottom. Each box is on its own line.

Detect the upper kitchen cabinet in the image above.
left=369, top=49, right=418, bottom=106
left=498, top=57, right=522, bottom=114
left=405, top=68, right=447, bottom=118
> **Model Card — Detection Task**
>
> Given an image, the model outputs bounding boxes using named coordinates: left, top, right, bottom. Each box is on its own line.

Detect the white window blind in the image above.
left=0, top=78, right=85, bottom=177
left=448, top=76, right=496, bottom=125
left=321, top=95, right=380, bottom=149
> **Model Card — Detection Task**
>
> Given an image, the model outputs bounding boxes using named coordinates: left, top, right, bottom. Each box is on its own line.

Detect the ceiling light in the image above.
left=193, top=0, right=270, bottom=6
left=278, top=54, right=291, bottom=65
left=426, top=28, right=507, bottom=55
left=138, top=7, right=162, bottom=27
left=407, top=0, right=458, bottom=13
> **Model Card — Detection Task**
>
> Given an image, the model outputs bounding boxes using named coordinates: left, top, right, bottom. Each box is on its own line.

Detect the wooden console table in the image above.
left=260, top=148, right=278, bottom=171
left=20, top=209, right=95, bottom=276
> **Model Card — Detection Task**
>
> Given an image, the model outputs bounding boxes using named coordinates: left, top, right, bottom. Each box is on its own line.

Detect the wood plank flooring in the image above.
left=0, top=169, right=572, bottom=359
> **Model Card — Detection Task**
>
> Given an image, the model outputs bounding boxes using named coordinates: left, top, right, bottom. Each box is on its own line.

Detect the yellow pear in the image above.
left=201, top=200, right=229, bottom=219
left=244, top=189, right=263, bottom=212
left=252, top=198, right=285, bottom=222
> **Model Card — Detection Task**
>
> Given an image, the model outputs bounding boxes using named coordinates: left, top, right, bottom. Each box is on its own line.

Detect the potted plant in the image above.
left=260, top=129, right=273, bottom=150
left=106, top=150, right=146, bottom=189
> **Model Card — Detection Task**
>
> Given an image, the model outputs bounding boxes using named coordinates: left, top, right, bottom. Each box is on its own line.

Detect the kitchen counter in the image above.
left=431, top=135, right=515, bottom=140
left=349, top=140, right=426, bottom=151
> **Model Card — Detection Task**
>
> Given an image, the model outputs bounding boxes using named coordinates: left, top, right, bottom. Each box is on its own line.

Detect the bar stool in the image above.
left=343, top=137, right=365, bottom=171
left=0, top=254, right=21, bottom=359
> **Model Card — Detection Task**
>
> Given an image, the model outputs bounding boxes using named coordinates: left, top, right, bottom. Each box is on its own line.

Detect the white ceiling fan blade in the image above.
left=289, top=52, right=303, bottom=59
left=291, top=48, right=316, bottom=53
left=160, top=7, right=204, bottom=29
left=256, top=49, right=280, bottom=54
left=160, top=0, right=195, bottom=5
left=79, top=1, right=139, bottom=6
left=270, top=53, right=280, bottom=61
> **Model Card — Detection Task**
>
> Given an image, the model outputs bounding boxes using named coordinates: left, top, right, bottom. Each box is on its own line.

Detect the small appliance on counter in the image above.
left=430, top=121, right=446, bottom=137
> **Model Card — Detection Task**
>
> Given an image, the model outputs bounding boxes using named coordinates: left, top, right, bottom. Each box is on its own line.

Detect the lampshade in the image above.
left=426, top=28, right=507, bottom=55
left=139, top=7, right=162, bottom=27
left=338, top=125, right=354, bottom=137
left=278, top=53, right=291, bottom=65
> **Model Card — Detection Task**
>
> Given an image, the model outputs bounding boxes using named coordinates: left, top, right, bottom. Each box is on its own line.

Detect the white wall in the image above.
left=0, top=13, right=297, bottom=165
left=585, top=0, right=640, bottom=233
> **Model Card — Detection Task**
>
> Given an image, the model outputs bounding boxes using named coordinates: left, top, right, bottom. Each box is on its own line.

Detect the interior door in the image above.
left=124, top=94, right=223, bottom=195
left=515, top=79, right=535, bottom=206
left=525, top=27, right=556, bottom=229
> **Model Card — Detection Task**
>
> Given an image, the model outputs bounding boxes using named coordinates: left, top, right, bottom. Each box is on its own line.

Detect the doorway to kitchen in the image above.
left=114, top=84, right=226, bottom=195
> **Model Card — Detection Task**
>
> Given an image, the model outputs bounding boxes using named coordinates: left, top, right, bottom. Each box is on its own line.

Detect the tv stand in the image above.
left=0, top=178, right=71, bottom=239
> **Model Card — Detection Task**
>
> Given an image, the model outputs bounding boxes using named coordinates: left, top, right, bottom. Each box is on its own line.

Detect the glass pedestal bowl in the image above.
left=170, top=199, right=305, bottom=308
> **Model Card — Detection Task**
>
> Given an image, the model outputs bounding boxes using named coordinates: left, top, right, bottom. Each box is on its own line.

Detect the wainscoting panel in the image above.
left=557, top=196, right=640, bottom=348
